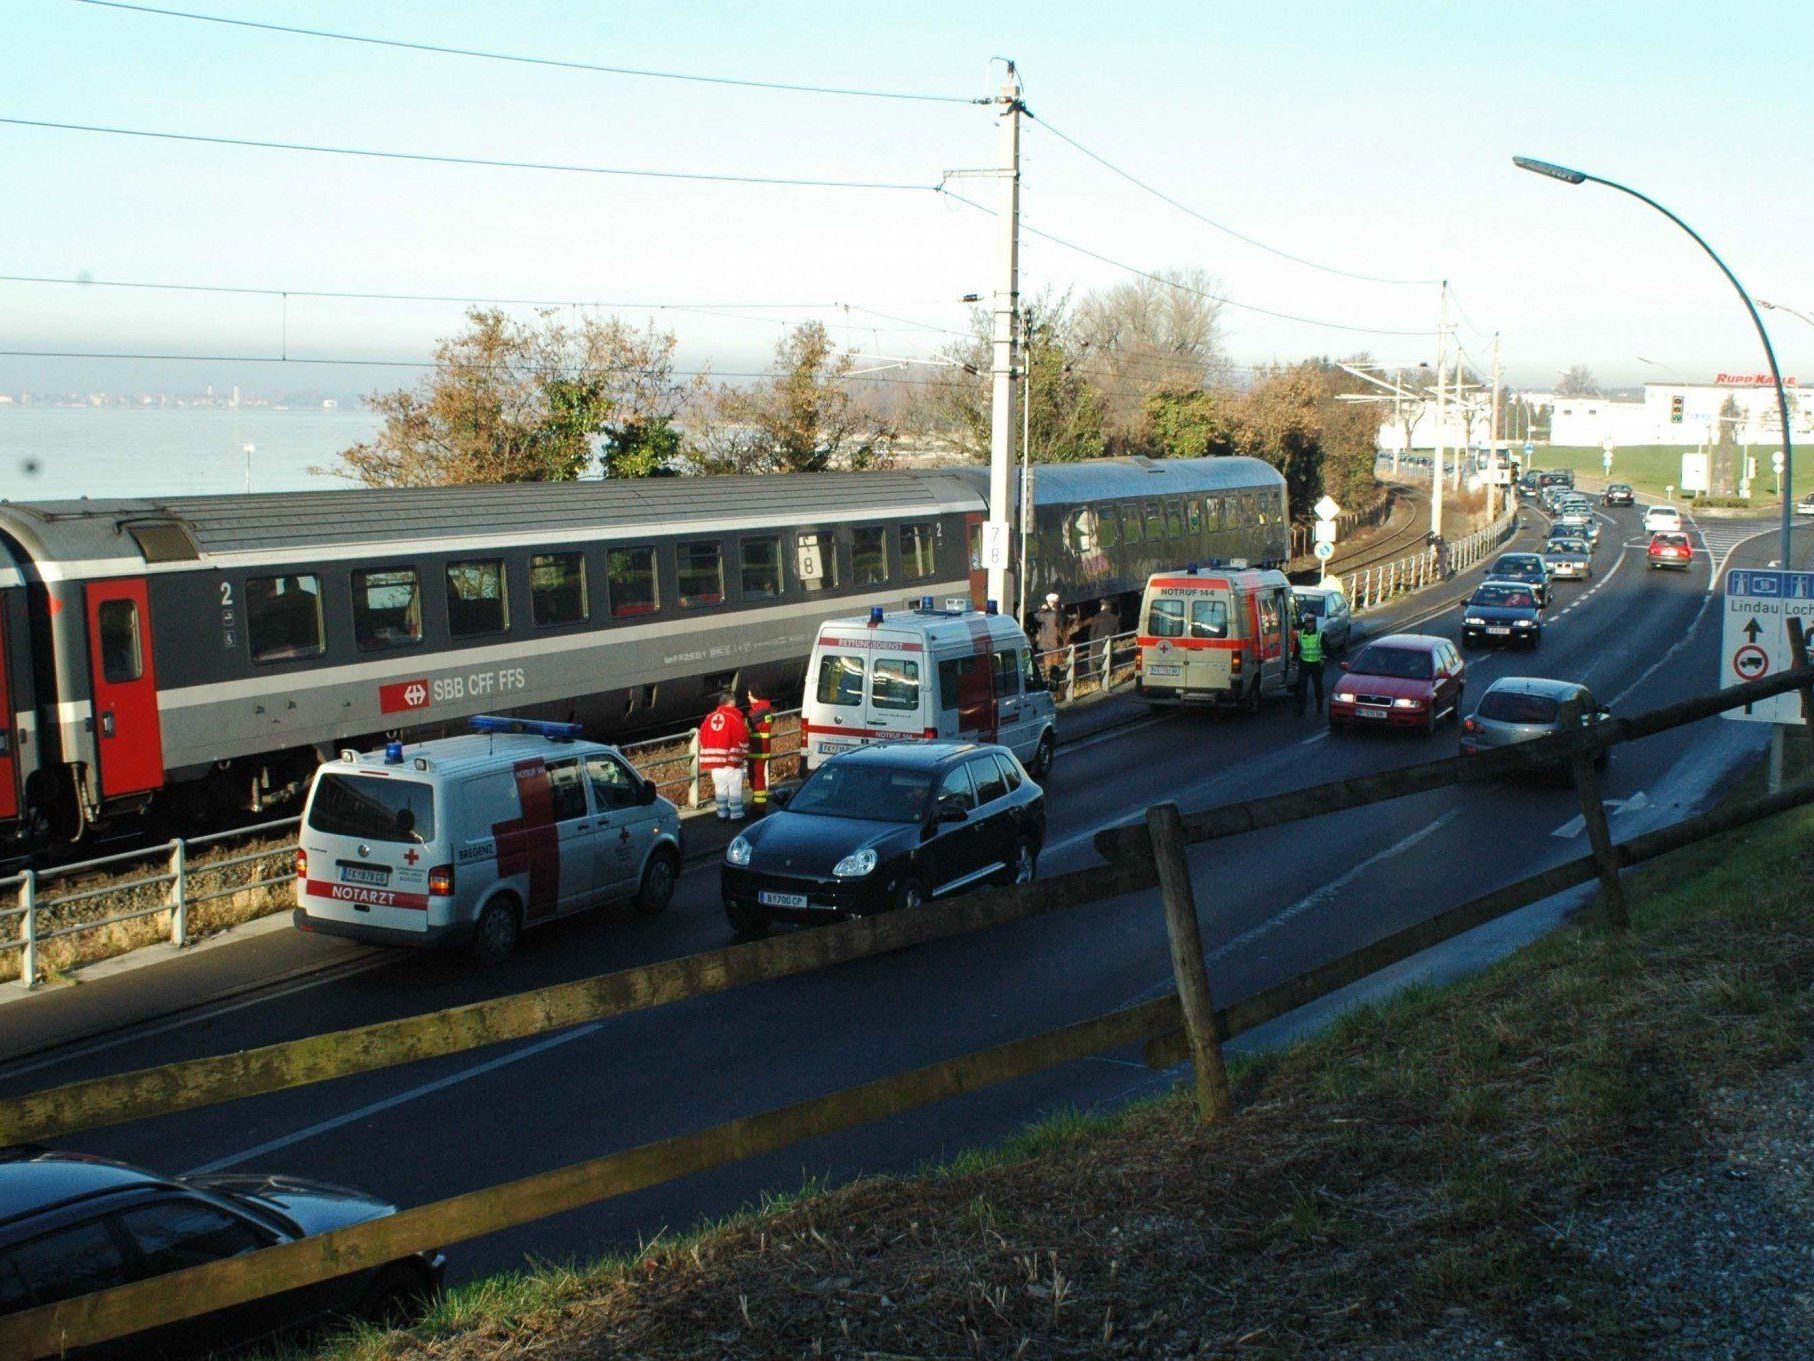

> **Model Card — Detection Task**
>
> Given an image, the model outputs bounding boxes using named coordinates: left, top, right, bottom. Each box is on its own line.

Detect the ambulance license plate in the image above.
left=1357, top=706, right=1389, bottom=719
left=1487, top=626, right=1511, bottom=636
left=338, top=863, right=390, bottom=887
left=759, top=891, right=809, bottom=909
left=1148, top=664, right=1182, bottom=676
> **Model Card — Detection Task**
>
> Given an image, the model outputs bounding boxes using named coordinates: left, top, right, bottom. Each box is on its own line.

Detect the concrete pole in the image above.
left=1487, top=333, right=1503, bottom=521
left=1431, top=283, right=1447, bottom=543
left=1017, top=308, right=1032, bottom=626
left=986, top=71, right=1022, bottom=614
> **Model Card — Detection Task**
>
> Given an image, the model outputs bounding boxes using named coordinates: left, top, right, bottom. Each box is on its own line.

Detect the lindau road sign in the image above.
left=1721, top=568, right=1814, bottom=723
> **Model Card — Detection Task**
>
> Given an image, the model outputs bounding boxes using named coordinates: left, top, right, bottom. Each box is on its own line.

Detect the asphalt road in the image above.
left=5, top=501, right=1811, bottom=1287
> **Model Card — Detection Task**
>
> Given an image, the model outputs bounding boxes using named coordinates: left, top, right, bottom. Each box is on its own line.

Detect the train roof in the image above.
left=941, top=454, right=1284, bottom=505
left=0, top=470, right=980, bottom=572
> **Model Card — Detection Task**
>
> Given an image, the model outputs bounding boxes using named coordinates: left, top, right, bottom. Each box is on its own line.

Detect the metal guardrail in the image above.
left=1335, top=504, right=1519, bottom=613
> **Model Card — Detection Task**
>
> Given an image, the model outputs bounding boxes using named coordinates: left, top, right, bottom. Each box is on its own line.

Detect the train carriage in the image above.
left=0, top=454, right=1288, bottom=843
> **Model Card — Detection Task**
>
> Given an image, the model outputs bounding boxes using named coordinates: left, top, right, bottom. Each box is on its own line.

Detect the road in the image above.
left=3, top=501, right=1809, bottom=1287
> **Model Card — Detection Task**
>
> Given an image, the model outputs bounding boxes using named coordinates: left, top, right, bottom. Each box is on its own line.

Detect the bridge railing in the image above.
left=1, top=634, right=1810, bottom=1360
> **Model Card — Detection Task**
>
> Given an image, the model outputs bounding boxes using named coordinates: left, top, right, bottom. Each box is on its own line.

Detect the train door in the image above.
left=83, top=578, right=165, bottom=798
left=0, top=612, right=16, bottom=820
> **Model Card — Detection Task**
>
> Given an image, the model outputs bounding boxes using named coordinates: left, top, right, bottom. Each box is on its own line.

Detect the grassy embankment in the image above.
left=291, top=744, right=1814, bottom=1360
left=1540, top=444, right=1784, bottom=509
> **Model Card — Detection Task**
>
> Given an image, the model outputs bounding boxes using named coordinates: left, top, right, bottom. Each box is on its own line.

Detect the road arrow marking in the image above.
left=1551, top=790, right=1649, bottom=839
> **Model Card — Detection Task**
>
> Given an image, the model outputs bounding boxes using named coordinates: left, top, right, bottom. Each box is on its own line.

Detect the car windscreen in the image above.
left=1295, top=595, right=1327, bottom=618
left=787, top=762, right=934, bottom=822
left=1546, top=540, right=1589, bottom=554
left=307, top=773, right=434, bottom=843
left=1492, top=557, right=1538, bottom=574
left=1349, top=646, right=1433, bottom=681
left=1471, top=586, right=1533, bottom=608
left=1477, top=691, right=1561, bottom=724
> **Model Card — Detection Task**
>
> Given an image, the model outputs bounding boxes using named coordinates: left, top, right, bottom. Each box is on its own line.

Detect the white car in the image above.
left=1796, top=493, right=1814, bottom=517
left=1644, top=505, right=1684, bottom=534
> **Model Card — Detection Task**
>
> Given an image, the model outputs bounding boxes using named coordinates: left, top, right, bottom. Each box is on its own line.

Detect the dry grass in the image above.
left=290, top=760, right=1814, bottom=1360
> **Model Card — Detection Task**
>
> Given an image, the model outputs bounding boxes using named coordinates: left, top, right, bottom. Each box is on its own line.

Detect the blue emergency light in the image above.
left=1186, top=562, right=1199, bottom=574
left=469, top=715, right=583, bottom=742
left=985, top=599, right=998, bottom=615
left=384, top=740, right=404, bottom=764
left=919, top=595, right=934, bottom=611
left=869, top=605, right=885, bottom=625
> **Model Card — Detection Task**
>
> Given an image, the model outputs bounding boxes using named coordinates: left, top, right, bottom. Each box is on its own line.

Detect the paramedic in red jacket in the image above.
left=698, top=693, right=751, bottom=820
left=745, top=685, right=775, bottom=812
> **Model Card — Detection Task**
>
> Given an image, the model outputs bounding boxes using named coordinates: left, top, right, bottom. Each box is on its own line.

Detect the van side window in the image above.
left=994, top=751, right=1024, bottom=792
left=607, top=547, right=658, bottom=617
left=544, top=758, right=588, bottom=822
left=446, top=559, right=508, bottom=637
left=970, top=756, right=1007, bottom=804
left=531, top=553, right=588, bottom=625
left=992, top=647, right=1021, bottom=697
left=1148, top=599, right=1185, bottom=638
left=352, top=568, right=422, bottom=650
left=1191, top=600, right=1228, bottom=639
left=1021, top=649, right=1045, bottom=692
left=247, top=573, right=325, bottom=663
left=852, top=527, right=888, bottom=585
left=797, top=532, right=839, bottom=592
left=585, top=752, right=642, bottom=810
left=870, top=657, right=921, bottom=711
left=938, top=654, right=980, bottom=709
left=816, top=654, right=865, bottom=706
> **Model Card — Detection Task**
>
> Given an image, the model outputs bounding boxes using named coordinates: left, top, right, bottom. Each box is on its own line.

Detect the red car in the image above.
left=1647, top=531, right=1692, bottom=570
left=1328, top=633, right=1467, bottom=736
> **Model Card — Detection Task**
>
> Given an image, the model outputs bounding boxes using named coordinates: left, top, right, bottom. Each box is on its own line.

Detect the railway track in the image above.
left=1323, top=488, right=1435, bottom=578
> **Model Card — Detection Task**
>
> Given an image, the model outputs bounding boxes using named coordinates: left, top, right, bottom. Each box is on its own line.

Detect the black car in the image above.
left=0, top=1148, right=443, bottom=1359
left=1603, top=482, right=1635, bottom=506
left=722, top=741, right=1044, bottom=936
left=1484, top=552, right=1551, bottom=607
left=1460, top=581, right=1544, bottom=648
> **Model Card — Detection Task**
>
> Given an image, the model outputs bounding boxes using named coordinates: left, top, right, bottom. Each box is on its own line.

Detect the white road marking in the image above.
left=1064, top=714, right=1171, bottom=755
left=1550, top=791, right=1649, bottom=839
left=182, top=1022, right=602, bottom=1175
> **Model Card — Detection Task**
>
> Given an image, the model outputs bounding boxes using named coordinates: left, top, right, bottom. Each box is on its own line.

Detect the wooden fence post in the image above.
left=1146, top=802, right=1232, bottom=1123
left=1571, top=733, right=1628, bottom=931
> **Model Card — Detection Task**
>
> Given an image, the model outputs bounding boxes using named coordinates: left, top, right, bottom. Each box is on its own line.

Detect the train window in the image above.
left=97, top=599, right=143, bottom=682
left=1099, top=507, right=1121, bottom=548
left=815, top=653, right=865, bottom=706
left=1165, top=500, right=1184, bottom=538
left=870, top=657, right=920, bottom=711
left=1238, top=493, right=1257, bottom=528
left=351, top=568, right=422, bottom=651
left=446, top=559, right=508, bottom=637
left=531, top=553, right=588, bottom=626
left=1143, top=502, right=1164, bottom=540
left=852, top=527, right=888, bottom=586
left=677, top=541, right=725, bottom=608
left=740, top=536, right=783, bottom=599
left=1122, top=506, right=1142, bottom=545
left=900, top=522, right=936, bottom=579
left=1203, top=496, right=1224, bottom=531
left=607, top=546, right=658, bottom=617
left=246, top=574, right=324, bottom=664
left=796, top=532, right=839, bottom=592
left=1186, top=500, right=1204, bottom=535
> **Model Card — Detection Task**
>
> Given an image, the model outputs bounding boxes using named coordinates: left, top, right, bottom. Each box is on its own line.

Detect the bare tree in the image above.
left=1555, top=365, right=1602, bottom=397
left=1074, top=267, right=1228, bottom=443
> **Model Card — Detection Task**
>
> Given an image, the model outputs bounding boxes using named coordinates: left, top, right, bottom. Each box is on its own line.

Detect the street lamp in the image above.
left=1514, top=156, right=1795, bottom=566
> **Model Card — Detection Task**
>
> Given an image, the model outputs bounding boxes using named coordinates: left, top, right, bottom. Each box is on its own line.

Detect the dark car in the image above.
left=1328, top=634, right=1466, bottom=735
left=1603, top=483, right=1635, bottom=506
left=1460, top=581, right=1543, bottom=649
left=1541, top=536, right=1593, bottom=581
left=722, top=741, right=1044, bottom=937
left=0, top=1148, right=443, bottom=1359
left=1484, top=552, right=1551, bottom=607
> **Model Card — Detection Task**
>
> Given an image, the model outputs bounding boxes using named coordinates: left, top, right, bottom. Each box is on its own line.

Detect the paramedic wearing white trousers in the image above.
left=696, top=696, right=751, bottom=819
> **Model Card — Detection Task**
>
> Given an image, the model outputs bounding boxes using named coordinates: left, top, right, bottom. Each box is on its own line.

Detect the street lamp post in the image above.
left=1514, top=156, right=1795, bottom=567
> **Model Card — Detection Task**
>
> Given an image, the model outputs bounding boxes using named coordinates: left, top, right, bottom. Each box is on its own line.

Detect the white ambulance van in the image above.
left=1135, top=563, right=1298, bottom=711
left=294, top=717, right=683, bottom=965
left=802, top=598, right=1058, bottom=778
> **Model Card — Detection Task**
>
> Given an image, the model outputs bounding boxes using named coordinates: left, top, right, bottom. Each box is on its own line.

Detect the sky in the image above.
left=2, top=0, right=1811, bottom=399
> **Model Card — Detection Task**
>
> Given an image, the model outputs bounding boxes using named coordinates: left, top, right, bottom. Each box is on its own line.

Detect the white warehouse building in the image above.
left=1550, top=375, right=1809, bottom=447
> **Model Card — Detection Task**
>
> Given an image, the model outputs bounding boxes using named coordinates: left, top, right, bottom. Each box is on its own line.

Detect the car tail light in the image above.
left=295, top=848, right=307, bottom=880
left=1229, top=651, right=1243, bottom=674
left=1134, top=650, right=1143, bottom=674
left=1462, top=717, right=1482, bottom=735
left=429, top=864, right=456, bottom=897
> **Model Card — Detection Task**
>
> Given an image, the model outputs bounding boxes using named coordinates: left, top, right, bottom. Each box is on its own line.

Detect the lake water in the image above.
left=0, top=408, right=382, bottom=502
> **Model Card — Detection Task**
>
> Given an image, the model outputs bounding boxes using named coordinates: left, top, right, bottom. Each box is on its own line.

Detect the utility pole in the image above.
left=986, top=68, right=1023, bottom=614
left=1431, top=282, right=1447, bottom=544
left=1018, top=306, right=1033, bottom=626
left=1487, top=333, right=1503, bottom=520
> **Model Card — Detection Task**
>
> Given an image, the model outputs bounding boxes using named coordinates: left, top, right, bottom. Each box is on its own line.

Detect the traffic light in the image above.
left=1670, top=394, right=1685, bottom=424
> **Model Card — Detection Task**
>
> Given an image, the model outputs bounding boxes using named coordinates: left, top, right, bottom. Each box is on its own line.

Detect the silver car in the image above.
left=1459, top=676, right=1609, bottom=774
left=1541, top=536, right=1593, bottom=580
left=1292, top=585, right=1352, bottom=652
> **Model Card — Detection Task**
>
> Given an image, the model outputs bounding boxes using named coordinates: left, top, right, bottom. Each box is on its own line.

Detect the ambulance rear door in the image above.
left=861, top=629, right=932, bottom=743
left=1146, top=583, right=1235, bottom=694
left=804, top=627, right=873, bottom=766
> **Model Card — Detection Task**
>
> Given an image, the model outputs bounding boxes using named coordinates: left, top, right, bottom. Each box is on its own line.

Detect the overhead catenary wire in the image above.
left=938, top=188, right=1430, bottom=338
left=73, top=0, right=984, bottom=105
left=1025, top=114, right=1442, bottom=289
left=0, top=117, right=938, bottom=192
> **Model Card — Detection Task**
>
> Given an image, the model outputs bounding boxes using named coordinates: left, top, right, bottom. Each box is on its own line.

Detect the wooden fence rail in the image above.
left=2, top=638, right=1812, bottom=1358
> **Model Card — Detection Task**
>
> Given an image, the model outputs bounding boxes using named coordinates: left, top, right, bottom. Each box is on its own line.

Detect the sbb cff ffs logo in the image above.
left=379, top=667, right=529, bottom=714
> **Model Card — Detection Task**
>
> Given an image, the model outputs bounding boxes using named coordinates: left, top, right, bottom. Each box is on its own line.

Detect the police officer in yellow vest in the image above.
left=1294, top=611, right=1326, bottom=717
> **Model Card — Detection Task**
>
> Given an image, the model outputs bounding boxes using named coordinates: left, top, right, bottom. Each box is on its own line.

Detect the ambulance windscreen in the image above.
left=309, top=774, right=435, bottom=844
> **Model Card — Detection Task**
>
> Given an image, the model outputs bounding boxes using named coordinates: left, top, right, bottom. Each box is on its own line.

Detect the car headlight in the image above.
left=833, top=848, right=878, bottom=878
left=1392, top=697, right=1422, bottom=709
left=1464, top=616, right=1485, bottom=626
left=725, top=835, right=753, bottom=867
left=1514, top=619, right=1535, bottom=628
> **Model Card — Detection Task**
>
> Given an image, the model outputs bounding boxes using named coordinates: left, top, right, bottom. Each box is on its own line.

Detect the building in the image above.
left=1550, top=375, right=1808, bottom=447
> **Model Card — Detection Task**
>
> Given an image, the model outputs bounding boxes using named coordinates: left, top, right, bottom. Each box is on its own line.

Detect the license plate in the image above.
left=1148, top=664, right=1182, bottom=676
left=1487, top=626, right=1511, bottom=636
left=758, top=890, right=809, bottom=909
left=338, top=864, right=390, bottom=886
left=817, top=740, right=859, bottom=756
left=1358, top=706, right=1389, bottom=719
